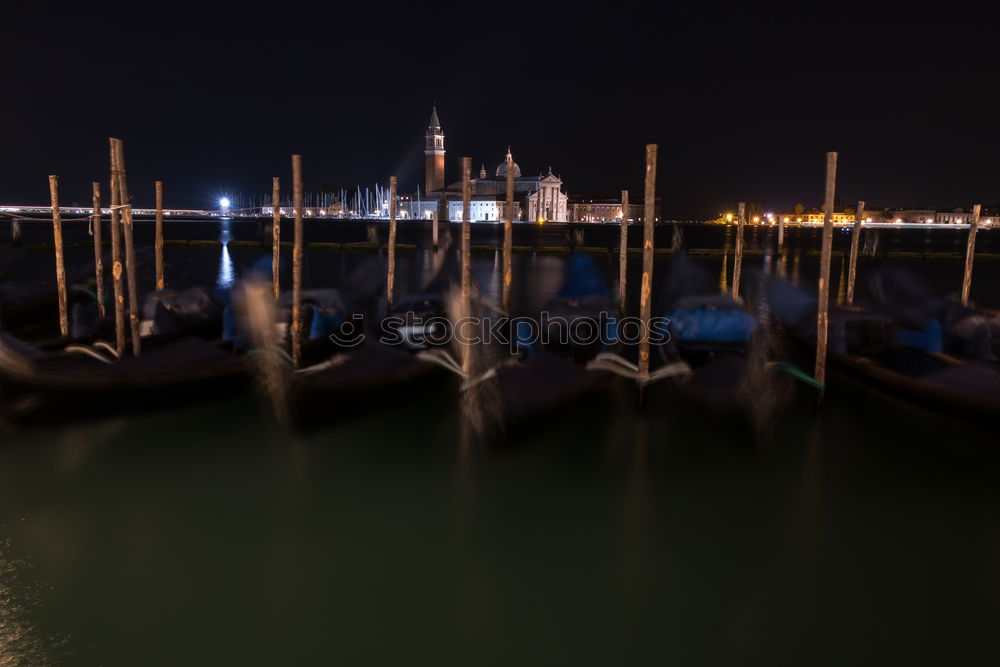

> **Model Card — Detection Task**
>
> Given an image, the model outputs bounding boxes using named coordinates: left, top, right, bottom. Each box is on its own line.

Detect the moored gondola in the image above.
left=767, top=271, right=1000, bottom=424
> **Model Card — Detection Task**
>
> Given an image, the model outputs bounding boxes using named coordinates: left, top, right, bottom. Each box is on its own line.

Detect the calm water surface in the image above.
left=2, top=220, right=999, bottom=665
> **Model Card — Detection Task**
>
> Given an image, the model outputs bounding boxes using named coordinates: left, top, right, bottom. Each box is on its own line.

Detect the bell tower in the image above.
left=424, top=105, right=445, bottom=193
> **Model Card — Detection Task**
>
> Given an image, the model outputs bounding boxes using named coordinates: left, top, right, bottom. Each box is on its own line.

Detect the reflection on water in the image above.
left=0, top=539, right=55, bottom=666
left=216, top=243, right=235, bottom=290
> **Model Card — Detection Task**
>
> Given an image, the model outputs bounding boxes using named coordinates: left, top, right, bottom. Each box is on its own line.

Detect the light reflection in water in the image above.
left=0, top=541, right=54, bottom=666
left=216, top=243, right=235, bottom=290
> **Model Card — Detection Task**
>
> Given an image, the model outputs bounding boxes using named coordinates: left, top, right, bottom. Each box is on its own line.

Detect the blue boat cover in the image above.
left=668, top=305, right=756, bottom=343
left=558, top=255, right=608, bottom=301
left=896, top=318, right=943, bottom=353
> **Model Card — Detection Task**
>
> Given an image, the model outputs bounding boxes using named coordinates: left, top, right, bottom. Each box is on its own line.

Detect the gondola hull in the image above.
left=0, top=334, right=250, bottom=425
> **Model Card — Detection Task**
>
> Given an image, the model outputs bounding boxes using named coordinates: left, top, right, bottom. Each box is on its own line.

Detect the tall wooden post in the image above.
left=618, top=189, right=629, bottom=316
left=961, top=204, right=982, bottom=306
left=154, top=180, right=164, bottom=290
left=11, top=217, right=21, bottom=244
left=814, top=151, right=838, bottom=390
left=387, top=176, right=398, bottom=308
left=109, top=140, right=125, bottom=356
left=113, top=138, right=142, bottom=355
left=91, top=182, right=105, bottom=318
left=461, top=157, right=472, bottom=301
left=778, top=214, right=785, bottom=254
left=432, top=208, right=439, bottom=251
left=48, top=175, right=69, bottom=337
left=272, top=177, right=281, bottom=299
left=291, top=155, right=304, bottom=368
left=731, top=201, right=746, bottom=301
left=503, top=154, right=514, bottom=313
left=638, top=144, right=657, bottom=382
left=846, top=200, right=865, bottom=305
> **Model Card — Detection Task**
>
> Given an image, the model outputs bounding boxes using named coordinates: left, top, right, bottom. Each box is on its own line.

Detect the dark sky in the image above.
left=2, top=7, right=997, bottom=219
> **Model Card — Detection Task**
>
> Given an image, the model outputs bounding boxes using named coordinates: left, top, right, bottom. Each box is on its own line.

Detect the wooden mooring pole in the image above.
left=272, top=177, right=281, bottom=299
left=155, top=180, right=165, bottom=290
left=48, top=175, right=69, bottom=337
left=431, top=208, right=439, bottom=252
left=387, top=176, right=398, bottom=308
left=618, top=189, right=629, bottom=316
left=961, top=203, right=981, bottom=306
left=113, top=138, right=142, bottom=355
left=814, top=151, right=838, bottom=391
left=291, top=155, right=304, bottom=368
left=638, top=144, right=657, bottom=383
left=91, top=182, right=105, bottom=319
left=461, top=157, right=472, bottom=302
left=731, top=201, right=746, bottom=301
left=503, top=153, right=514, bottom=314
left=846, top=200, right=864, bottom=305
left=109, top=139, right=125, bottom=356
left=777, top=213, right=785, bottom=254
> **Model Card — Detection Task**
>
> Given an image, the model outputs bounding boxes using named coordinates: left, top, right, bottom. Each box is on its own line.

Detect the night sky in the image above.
left=3, top=9, right=996, bottom=219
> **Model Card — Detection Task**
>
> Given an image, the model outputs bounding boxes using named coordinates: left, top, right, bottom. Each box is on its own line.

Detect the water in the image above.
left=2, top=220, right=1000, bottom=665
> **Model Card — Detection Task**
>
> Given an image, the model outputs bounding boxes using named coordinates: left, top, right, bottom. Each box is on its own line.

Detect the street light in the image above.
left=219, top=197, right=231, bottom=211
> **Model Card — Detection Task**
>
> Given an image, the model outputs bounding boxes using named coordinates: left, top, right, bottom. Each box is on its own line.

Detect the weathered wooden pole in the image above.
left=618, top=189, right=629, bottom=316
left=846, top=200, right=865, bottom=305
left=91, top=182, right=105, bottom=319
left=461, top=157, right=472, bottom=301
left=814, top=151, right=838, bottom=390
left=431, top=208, right=439, bottom=251
left=777, top=214, right=785, bottom=254
left=154, top=180, right=165, bottom=290
left=291, top=155, right=304, bottom=368
left=113, top=138, right=142, bottom=354
left=11, top=217, right=21, bottom=243
left=502, top=153, right=514, bottom=313
left=638, top=144, right=657, bottom=383
left=961, top=203, right=982, bottom=306
left=109, top=139, right=126, bottom=356
left=271, top=177, right=281, bottom=299
left=719, top=251, right=728, bottom=292
left=387, top=176, right=398, bottom=308
left=731, top=201, right=746, bottom=301
left=48, top=175, right=69, bottom=337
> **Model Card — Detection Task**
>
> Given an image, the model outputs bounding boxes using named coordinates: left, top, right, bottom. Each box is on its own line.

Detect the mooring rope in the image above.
left=585, top=352, right=692, bottom=385
left=92, top=340, right=120, bottom=359
left=63, top=344, right=115, bottom=364
left=415, top=347, right=515, bottom=392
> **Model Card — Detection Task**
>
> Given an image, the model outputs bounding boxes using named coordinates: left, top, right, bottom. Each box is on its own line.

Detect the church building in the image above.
left=402, top=105, right=568, bottom=223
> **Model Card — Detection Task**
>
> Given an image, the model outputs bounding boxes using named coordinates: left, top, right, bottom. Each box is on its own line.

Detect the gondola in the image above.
left=766, top=272, right=1000, bottom=424
left=867, top=265, right=1000, bottom=362
left=0, top=327, right=248, bottom=424
left=277, top=245, right=455, bottom=431
left=0, top=267, right=96, bottom=336
left=490, top=254, right=615, bottom=430
left=653, top=255, right=793, bottom=418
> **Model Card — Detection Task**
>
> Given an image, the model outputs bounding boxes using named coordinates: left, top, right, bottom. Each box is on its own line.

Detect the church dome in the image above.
left=495, top=148, right=521, bottom=179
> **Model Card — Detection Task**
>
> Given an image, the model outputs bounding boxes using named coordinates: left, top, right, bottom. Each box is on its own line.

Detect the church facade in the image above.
left=402, top=106, right=568, bottom=223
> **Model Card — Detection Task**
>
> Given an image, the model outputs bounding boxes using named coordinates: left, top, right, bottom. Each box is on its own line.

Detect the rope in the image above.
left=770, top=361, right=825, bottom=389
left=63, top=344, right=115, bottom=364
left=292, top=353, right=347, bottom=376
left=416, top=348, right=465, bottom=376
left=92, top=340, right=119, bottom=359
left=415, top=347, right=515, bottom=392
left=1, top=213, right=96, bottom=223
left=585, top=352, right=692, bottom=385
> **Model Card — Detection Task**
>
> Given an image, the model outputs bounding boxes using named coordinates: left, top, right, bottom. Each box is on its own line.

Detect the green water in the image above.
left=2, top=242, right=1000, bottom=665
